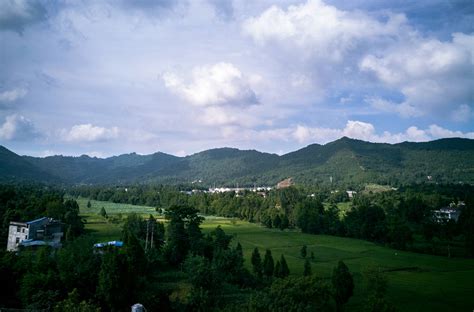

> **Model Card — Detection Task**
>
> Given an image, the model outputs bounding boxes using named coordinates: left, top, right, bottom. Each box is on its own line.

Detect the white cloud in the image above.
left=243, top=0, right=406, bottom=62
left=0, top=114, right=38, bottom=140
left=342, top=120, right=376, bottom=141
left=163, top=62, right=258, bottom=107
left=62, top=124, right=119, bottom=142
left=360, top=33, right=474, bottom=119
left=428, top=124, right=474, bottom=139
left=0, top=88, right=27, bottom=103
left=286, top=120, right=474, bottom=144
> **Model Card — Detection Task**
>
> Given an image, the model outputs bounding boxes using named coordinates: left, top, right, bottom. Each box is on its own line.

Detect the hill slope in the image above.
left=0, top=146, right=54, bottom=183
left=1, top=137, right=474, bottom=186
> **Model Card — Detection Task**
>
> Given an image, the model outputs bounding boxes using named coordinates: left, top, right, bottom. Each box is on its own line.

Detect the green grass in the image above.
left=202, top=219, right=474, bottom=312
left=77, top=199, right=474, bottom=312
left=76, top=197, right=163, bottom=242
left=76, top=197, right=159, bottom=215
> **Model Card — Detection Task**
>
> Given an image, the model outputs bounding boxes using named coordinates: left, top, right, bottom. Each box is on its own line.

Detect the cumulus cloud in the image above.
left=0, top=88, right=27, bottom=104
left=243, top=0, right=406, bottom=62
left=163, top=62, right=258, bottom=107
left=62, top=124, right=119, bottom=143
left=0, top=114, right=38, bottom=141
left=0, top=0, right=47, bottom=33
left=360, top=32, right=474, bottom=119
left=287, top=120, right=474, bottom=144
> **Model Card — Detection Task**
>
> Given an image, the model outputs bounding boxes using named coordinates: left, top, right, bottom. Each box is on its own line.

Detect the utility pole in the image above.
left=145, top=219, right=149, bottom=252
left=150, top=221, right=154, bottom=249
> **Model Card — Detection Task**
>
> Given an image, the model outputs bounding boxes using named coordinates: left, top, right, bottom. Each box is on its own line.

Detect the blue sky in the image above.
left=0, top=0, right=473, bottom=157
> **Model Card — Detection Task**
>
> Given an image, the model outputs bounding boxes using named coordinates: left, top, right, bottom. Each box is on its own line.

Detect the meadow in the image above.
left=79, top=199, right=474, bottom=312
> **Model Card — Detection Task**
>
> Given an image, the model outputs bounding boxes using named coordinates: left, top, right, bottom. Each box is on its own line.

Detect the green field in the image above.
left=79, top=199, right=474, bottom=312
left=77, top=197, right=163, bottom=242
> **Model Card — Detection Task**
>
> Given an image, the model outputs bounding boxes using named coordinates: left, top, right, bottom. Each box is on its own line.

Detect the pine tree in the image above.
left=332, top=260, right=354, bottom=312
left=279, top=255, right=289, bottom=278
left=273, top=215, right=282, bottom=229
left=303, top=258, right=312, bottom=276
left=274, top=260, right=281, bottom=278
left=263, top=249, right=274, bottom=277
left=251, top=247, right=263, bottom=277
left=87, top=200, right=91, bottom=208
left=236, top=242, right=243, bottom=259
left=301, top=245, right=307, bottom=258
left=311, top=251, right=315, bottom=260
left=99, top=207, right=107, bottom=218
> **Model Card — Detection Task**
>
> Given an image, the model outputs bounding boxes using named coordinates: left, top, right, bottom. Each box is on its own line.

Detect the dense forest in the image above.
left=2, top=137, right=474, bottom=186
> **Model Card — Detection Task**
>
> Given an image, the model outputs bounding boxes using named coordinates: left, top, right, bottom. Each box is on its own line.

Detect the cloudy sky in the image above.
left=0, top=0, right=473, bottom=158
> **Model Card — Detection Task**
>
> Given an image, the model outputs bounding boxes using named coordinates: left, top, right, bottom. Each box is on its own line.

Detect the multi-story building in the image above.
left=7, top=217, right=63, bottom=251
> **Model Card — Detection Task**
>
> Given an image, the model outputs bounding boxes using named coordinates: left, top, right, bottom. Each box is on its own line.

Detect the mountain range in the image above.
left=1, top=137, right=474, bottom=186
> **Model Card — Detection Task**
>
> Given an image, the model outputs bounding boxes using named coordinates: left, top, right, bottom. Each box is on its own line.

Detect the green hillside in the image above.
left=2, top=137, right=474, bottom=186
left=0, top=146, right=54, bottom=183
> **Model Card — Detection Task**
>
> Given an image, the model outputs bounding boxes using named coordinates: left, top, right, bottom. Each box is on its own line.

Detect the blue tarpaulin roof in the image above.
left=94, top=240, right=124, bottom=248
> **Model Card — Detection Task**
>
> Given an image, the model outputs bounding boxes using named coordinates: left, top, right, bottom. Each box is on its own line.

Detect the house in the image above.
left=346, top=191, right=357, bottom=199
left=433, top=201, right=465, bottom=223
left=7, top=217, right=63, bottom=251
left=433, top=208, right=460, bottom=223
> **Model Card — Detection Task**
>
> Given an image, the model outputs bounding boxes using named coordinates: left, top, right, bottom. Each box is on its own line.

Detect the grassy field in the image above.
left=78, top=199, right=474, bottom=312
left=76, top=197, right=163, bottom=242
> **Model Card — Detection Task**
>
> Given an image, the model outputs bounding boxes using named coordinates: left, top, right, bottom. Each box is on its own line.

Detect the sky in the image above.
left=0, top=0, right=473, bottom=158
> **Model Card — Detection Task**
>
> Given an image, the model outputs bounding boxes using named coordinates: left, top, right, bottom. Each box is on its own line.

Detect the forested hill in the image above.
left=1, top=137, right=474, bottom=186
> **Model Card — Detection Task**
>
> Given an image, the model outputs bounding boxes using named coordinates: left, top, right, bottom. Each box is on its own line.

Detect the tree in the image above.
left=164, top=204, right=204, bottom=265
left=249, top=276, right=334, bottom=312
left=303, top=259, right=312, bottom=276
left=54, top=289, right=100, bottom=312
left=263, top=249, right=274, bottom=277
left=300, top=245, right=307, bottom=258
left=363, top=267, right=395, bottom=312
left=273, top=215, right=282, bottom=230
left=332, top=261, right=354, bottom=312
left=311, top=251, right=315, bottom=260
left=279, top=254, right=289, bottom=278
left=97, top=251, right=128, bottom=311
left=251, top=247, right=263, bottom=277
left=87, top=200, right=91, bottom=208
left=274, top=260, right=281, bottom=278
left=99, top=207, right=107, bottom=219
left=387, top=216, right=413, bottom=250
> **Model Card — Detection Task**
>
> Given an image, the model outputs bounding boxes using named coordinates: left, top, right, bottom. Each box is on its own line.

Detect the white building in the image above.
left=433, top=208, right=460, bottom=223
left=7, top=217, right=63, bottom=251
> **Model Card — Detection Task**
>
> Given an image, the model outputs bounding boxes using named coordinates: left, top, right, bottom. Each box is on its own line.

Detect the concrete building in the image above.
left=7, top=217, right=63, bottom=251
left=433, top=208, right=461, bottom=223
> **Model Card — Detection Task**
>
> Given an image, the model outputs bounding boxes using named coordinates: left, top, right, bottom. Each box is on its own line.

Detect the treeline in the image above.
left=71, top=183, right=474, bottom=257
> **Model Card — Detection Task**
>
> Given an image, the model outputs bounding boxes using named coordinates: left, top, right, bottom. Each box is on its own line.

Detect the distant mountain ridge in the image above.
left=2, top=137, right=474, bottom=186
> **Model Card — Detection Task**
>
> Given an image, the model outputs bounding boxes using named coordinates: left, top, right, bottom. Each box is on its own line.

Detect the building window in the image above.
left=16, top=226, right=20, bottom=232
left=16, top=237, right=20, bottom=244
left=22, top=228, right=25, bottom=233
left=25, top=235, right=28, bottom=239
